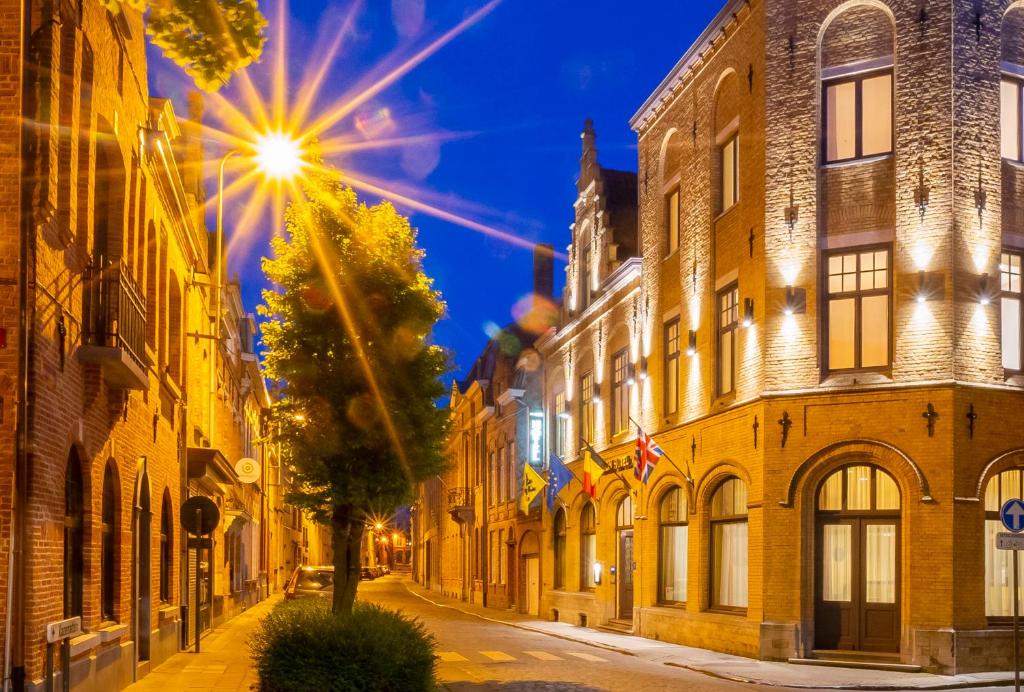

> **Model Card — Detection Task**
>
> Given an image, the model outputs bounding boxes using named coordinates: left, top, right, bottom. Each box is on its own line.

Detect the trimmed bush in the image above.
left=251, top=598, right=437, bottom=691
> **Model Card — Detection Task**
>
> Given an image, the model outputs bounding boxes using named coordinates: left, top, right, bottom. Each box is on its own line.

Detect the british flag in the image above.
left=634, top=425, right=665, bottom=484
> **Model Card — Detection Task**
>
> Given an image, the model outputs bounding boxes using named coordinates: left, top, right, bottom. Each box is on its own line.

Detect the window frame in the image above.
left=580, top=503, right=597, bottom=592
left=1001, top=249, right=1024, bottom=375
left=719, top=134, right=739, bottom=213
left=101, top=463, right=118, bottom=623
left=160, top=492, right=172, bottom=603
left=611, top=349, right=629, bottom=435
left=823, top=245, right=893, bottom=374
left=821, top=68, right=894, bottom=165
left=717, top=284, right=739, bottom=397
left=580, top=244, right=593, bottom=310
left=64, top=454, right=85, bottom=619
left=1003, top=76, right=1024, bottom=163
left=553, top=508, right=567, bottom=590
left=579, top=370, right=596, bottom=444
left=553, top=389, right=568, bottom=458
left=658, top=486, right=689, bottom=606
left=709, top=476, right=748, bottom=614
left=985, top=468, right=1024, bottom=624
left=664, top=319, right=680, bottom=417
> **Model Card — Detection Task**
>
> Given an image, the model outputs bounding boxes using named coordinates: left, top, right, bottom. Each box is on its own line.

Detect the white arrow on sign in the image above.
left=1012, top=505, right=1024, bottom=531
left=1003, top=500, right=1024, bottom=532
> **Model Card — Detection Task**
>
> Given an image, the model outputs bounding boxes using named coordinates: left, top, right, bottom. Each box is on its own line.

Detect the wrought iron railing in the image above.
left=447, top=487, right=471, bottom=510
left=83, top=259, right=147, bottom=372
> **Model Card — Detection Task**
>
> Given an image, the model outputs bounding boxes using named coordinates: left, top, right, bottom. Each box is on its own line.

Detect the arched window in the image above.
left=661, top=131, right=683, bottom=256
left=101, top=463, right=118, bottom=622
left=580, top=503, right=597, bottom=591
left=160, top=490, right=173, bottom=602
left=714, top=74, right=741, bottom=214
left=986, top=469, right=1024, bottom=619
left=616, top=494, right=633, bottom=528
left=659, top=486, right=688, bottom=604
left=553, top=508, right=567, bottom=590
left=710, top=477, right=748, bottom=611
left=63, top=451, right=84, bottom=618
left=1001, top=7, right=1024, bottom=162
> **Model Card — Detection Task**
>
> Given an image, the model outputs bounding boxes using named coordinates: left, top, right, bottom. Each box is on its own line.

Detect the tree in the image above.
left=260, top=169, right=450, bottom=615
left=101, top=0, right=266, bottom=91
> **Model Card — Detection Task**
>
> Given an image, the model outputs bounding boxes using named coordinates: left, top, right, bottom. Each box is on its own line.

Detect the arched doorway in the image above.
left=616, top=495, right=634, bottom=620
left=519, top=531, right=540, bottom=616
left=134, top=461, right=152, bottom=663
left=814, top=464, right=900, bottom=653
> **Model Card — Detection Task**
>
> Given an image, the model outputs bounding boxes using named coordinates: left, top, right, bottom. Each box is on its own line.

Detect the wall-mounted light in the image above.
left=978, top=273, right=996, bottom=306
left=626, top=362, right=637, bottom=387
left=784, top=286, right=806, bottom=316
left=686, top=330, right=697, bottom=357
left=592, top=381, right=603, bottom=405
left=915, top=270, right=944, bottom=304
left=742, top=298, right=754, bottom=328
left=638, top=356, right=648, bottom=381
left=593, top=561, right=603, bottom=586
left=557, top=398, right=571, bottom=420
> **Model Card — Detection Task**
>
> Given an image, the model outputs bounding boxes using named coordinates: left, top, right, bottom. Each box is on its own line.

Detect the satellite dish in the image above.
left=235, top=457, right=261, bottom=484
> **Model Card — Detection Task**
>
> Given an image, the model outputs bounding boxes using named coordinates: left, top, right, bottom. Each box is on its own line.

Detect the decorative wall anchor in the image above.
left=57, top=312, right=67, bottom=371
left=966, top=403, right=978, bottom=440
left=923, top=403, right=938, bottom=437
left=690, top=436, right=697, bottom=467
left=778, top=411, right=792, bottom=448
left=975, top=185, right=986, bottom=222
left=788, top=35, right=796, bottom=69
left=784, top=201, right=799, bottom=239
left=747, top=64, right=754, bottom=93
left=152, top=412, right=159, bottom=443
left=692, top=120, right=698, bottom=144
left=122, top=393, right=129, bottom=423
left=753, top=415, right=759, bottom=449
left=919, top=5, right=929, bottom=38
left=748, top=228, right=755, bottom=258
left=914, top=166, right=930, bottom=221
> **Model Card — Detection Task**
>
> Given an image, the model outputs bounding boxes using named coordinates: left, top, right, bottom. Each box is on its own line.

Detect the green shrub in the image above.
left=250, top=598, right=437, bottom=691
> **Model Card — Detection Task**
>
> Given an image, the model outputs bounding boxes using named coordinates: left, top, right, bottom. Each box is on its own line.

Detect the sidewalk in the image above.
left=125, top=594, right=281, bottom=691
left=402, top=580, right=1013, bottom=690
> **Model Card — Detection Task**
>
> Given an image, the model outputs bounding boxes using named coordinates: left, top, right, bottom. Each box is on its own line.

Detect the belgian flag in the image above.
left=580, top=439, right=609, bottom=499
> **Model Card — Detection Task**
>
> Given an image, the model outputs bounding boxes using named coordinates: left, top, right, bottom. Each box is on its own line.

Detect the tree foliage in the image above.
left=102, top=0, right=266, bottom=91
left=260, top=168, right=450, bottom=613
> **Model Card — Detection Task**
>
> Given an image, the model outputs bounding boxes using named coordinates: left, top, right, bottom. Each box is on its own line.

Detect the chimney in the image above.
left=533, top=244, right=554, bottom=301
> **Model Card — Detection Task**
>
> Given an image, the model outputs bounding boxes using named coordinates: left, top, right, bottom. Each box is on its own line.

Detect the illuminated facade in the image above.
left=524, top=0, right=1024, bottom=675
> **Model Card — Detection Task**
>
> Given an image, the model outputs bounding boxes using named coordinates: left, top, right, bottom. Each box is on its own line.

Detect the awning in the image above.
left=187, top=447, right=236, bottom=490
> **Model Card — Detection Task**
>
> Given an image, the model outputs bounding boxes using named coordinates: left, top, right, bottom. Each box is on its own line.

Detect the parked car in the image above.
left=360, top=566, right=375, bottom=580
left=284, top=566, right=334, bottom=600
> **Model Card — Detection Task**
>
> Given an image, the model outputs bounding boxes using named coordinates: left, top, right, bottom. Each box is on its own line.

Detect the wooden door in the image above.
left=524, top=558, right=540, bottom=616
left=618, top=530, right=634, bottom=620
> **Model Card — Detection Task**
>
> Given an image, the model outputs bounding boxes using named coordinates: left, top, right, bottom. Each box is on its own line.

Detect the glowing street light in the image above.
left=255, top=132, right=304, bottom=181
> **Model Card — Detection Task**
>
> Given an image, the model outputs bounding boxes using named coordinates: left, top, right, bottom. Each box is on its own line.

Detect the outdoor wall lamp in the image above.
left=593, top=561, right=603, bottom=585
left=638, top=356, right=648, bottom=381
left=592, top=381, right=603, bottom=405
left=742, top=298, right=755, bottom=328
left=978, top=273, right=996, bottom=306
left=557, top=399, right=571, bottom=420
left=784, top=286, right=806, bottom=316
left=915, top=271, right=944, bottom=304
left=626, top=362, right=637, bottom=387
left=686, top=330, right=697, bottom=357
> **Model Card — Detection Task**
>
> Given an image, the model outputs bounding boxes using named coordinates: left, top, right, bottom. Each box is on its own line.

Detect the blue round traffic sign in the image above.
left=1001, top=499, right=1024, bottom=533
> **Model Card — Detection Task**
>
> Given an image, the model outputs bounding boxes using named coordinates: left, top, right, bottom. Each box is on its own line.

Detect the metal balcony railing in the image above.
left=83, top=259, right=147, bottom=372
left=447, top=487, right=471, bottom=510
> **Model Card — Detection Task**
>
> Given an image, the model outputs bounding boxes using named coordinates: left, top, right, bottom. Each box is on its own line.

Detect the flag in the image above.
left=520, top=463, right=546, bottom=514
left=580, top=439, right=609, bottom=499
left=634, top=425, right=665, bottom=484
left=547, top=454, right=573, bottom=511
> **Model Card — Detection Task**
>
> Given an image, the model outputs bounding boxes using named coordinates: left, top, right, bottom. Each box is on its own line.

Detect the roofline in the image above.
left=629, top=0, right=747, bottom=132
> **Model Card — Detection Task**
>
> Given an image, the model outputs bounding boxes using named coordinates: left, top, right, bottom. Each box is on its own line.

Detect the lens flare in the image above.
left=255, top=132, right=303, bottom=180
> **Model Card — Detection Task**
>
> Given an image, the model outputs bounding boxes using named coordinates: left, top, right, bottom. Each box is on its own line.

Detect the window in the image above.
left=580, top=245, right=593, bottom=309
left=553, top=390, right=568, bottom=458
left=498, top=447, right=506, bottom=503
left=554, top=509, right=567, bottom=589
left=710, top=477, right=748, bottom=610
left=101, top=463, right=118, bottom=622
left=826, top=249, right=890, bottom=371
left=499, top=529, right=507, bottom=585
left=64, top=452, right=84, bottom=618
left=616, top=494, right=634, bottom=528
left=611, top=350, right=629, bottom=435
left=1002, top=251, right=1023, bottom=372
left=490, top=531, right=498, bottom=584
left=579, top=371, right=596, bottom=444
left=489, top=451, right=497, bottom=506
left=986, top=469, right=1024, bottom=618
left=160, top=491, right=172, bottom=602
left=659, top=487, right=688, bottom=604
left=824, top=71, right=893, bottom=163
left=717, top=285, right=739, bottom=396
left=666, top=188, right=680, bottom=255
left=1003, top=78, right=1024, bottom=162
left=508, top=442, right=516, bottom=502
left=664, top=319, right=680, bottom=416
left=720, top=135, right=739, bottom=211
left=580, top=503, right=597, bottom=590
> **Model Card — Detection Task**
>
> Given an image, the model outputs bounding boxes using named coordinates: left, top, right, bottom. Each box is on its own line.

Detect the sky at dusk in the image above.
left=147, top=0, right=723, bottom=382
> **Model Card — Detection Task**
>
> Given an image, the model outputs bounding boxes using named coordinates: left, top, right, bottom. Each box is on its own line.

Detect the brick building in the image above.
left=414, top=0, right=1024, bottom=674
left=0, top=2, right=318, bottom=690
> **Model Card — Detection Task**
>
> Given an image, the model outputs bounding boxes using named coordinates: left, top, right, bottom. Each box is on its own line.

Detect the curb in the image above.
left=402, top=582, right=636, bottom=657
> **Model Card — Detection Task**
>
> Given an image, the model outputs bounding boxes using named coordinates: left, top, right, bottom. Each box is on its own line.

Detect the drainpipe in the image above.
left=8, top=0, right=33, bottom=688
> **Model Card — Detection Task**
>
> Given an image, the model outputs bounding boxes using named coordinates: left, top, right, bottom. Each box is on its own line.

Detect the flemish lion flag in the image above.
left=520, top=463, right=546, bottom=513
left=580, top=439, right=609, bottom=499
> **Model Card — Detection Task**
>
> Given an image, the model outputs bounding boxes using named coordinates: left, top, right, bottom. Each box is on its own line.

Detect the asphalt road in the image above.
left=359, top=576, right=787, bottom=692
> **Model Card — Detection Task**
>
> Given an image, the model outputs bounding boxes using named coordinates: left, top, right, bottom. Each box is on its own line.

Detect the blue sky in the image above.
left=149, top=0, right=723, bottom=381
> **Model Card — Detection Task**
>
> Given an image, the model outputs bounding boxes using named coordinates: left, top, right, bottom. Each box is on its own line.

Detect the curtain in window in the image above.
left=861, top=74, right=892, bottom=157
left=846, top=465, right=872, bottom=510
left=819, top=472, right=843, bottom=510
left=986, top=519, right=1024, bottom=616
left=827, top=81, right=856, bottom=161
left=1002, top=79, right=1021, bottom=161
left=861, top=294, right=889, bottom=367
left=822, top=524, right=852, bottom=602
left=660, top=525, right=688, bottom=602
left=865, top=524, right=896, bottom=604
left=713, top=522, right=748, bottom=608
left=583, top=533, right=597, bottom=589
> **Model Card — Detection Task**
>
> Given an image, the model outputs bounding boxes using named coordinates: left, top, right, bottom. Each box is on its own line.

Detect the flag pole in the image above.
left=629, top=415, right=694, bottom=486
left=546, top=454, right=581, bottom=511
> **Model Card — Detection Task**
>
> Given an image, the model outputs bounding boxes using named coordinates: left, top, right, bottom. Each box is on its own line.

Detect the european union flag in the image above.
left=547, top=453, right=573, bottom=511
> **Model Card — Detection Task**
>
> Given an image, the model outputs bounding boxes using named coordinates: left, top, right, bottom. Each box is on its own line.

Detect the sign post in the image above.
left=180, top=496, right=219, bottom=654
left=999, top=498, right=1024, bottom=692
left=43, top=616, right=80, bottom=692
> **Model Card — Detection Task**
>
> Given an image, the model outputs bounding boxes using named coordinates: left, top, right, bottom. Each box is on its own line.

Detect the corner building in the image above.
left=535, top=0, right=1024, bottom=673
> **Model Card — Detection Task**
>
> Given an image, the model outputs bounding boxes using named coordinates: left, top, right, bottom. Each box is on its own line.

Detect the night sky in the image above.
left=147, top=0, right=723, bottom=382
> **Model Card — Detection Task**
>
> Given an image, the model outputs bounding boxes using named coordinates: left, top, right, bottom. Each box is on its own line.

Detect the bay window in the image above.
left=824, top=71, right=893, bottom=163
left=826, top=249, right=890, bottom=371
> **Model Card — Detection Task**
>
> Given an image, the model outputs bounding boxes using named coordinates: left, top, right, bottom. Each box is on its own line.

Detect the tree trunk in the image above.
left=331, top=506, right=364, bottom=615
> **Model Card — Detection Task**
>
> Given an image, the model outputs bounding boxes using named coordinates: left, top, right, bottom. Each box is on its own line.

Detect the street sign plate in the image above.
left=46, top=616, right=81, bottom=643
left=187, top=537, right=213, bottom=549
left=180, top=495, right=220, bottom=536
left=1002, top=499, right=1024, bottom=533
left=999, top=533, right=1024, bottom=551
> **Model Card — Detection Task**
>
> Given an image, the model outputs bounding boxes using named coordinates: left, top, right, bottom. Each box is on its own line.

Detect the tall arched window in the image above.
left=580, top=503, right=597, bottom=591
left=101, top=462, right=118, bottom=622
left=659, top=486, right=688, bottom=604
left=64, top=451, right=84, bottom=618
left=553, top=508, right=566, bottom=590
left=710, top=477, right=748, bottom=611
left=986, top=469, right=1024, bottom=619
left=160, top=490, right=173, bottom=602
left=661, top=131, right=682, bottom=257
left=167, top=272, right=183, bottom=382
